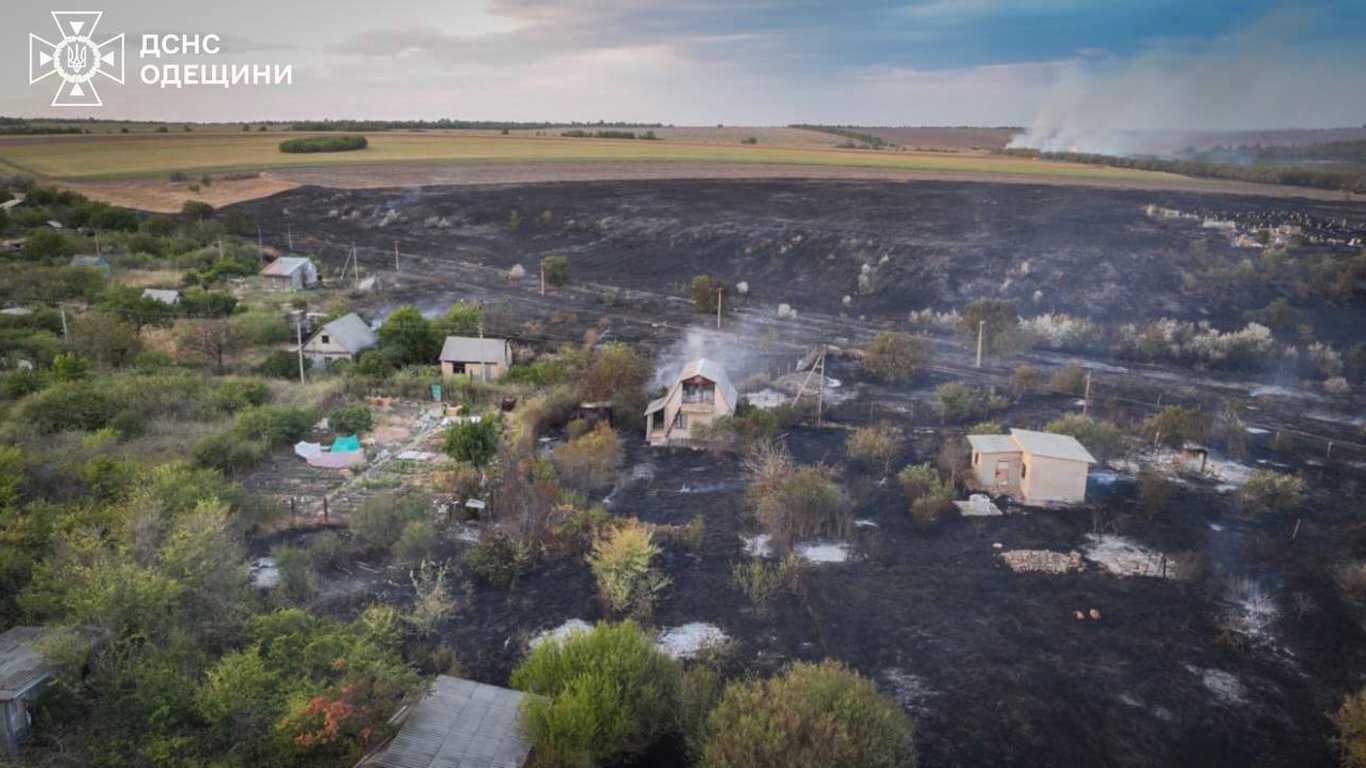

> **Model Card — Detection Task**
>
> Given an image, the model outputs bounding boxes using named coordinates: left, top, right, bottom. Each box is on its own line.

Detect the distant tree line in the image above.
left=0, top=118, right=85, bottom=135
left=287, top=119, right=666, bottom=132
left=788, top=124, right=895, bottom=149
left=560, top=129, right=659, bottom=140
left=1189, top=139, right=1366, bottom=166
left=278, top=135, right=368, bottom=153
left=998, top=148, right=1366, bottom=193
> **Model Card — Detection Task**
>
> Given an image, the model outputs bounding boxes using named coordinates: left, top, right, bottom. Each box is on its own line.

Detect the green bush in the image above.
left=1049, top=363, right=1087, bottom=396
left=747, top=448, right=850, bottom=548
left=864, top=331, right=931, bottom=383
left=541, top=254, right=570, bottom=286
left=181, top=200, right=214, bottom=221
left=553, top=423, right=623, bottom=492
left=1240, top=469, right=1304, bottom=513
left=587, top=519, right=669, bottom=618
left=377, top=305, right=440, bottom=365
left=259, top=350, right=308, bottom=380
left=1148, top=404, right=1208, bottom=447
left=510, top=621, right=681, bottom=767
left=933, top=381, right=975, bottom=423
left=463, top=529, right=534, bottom=587
left=959, top=297, right=1021, bottom=354
left=232, top=404, right=316, bottom=446
left=192, top=428, right=268, bottom=474
left=1332, top=687, right=1366, bottom=768
left=845, top=422, right=899, bottom=472
left=350, top=492, right=429, bottom=555
left=690, top=275, right=725, bottom=313
left=278, top=135, right=368, bottom=153
left=443, top=416, right=501, bottom=467
left=392, top=519, right=436, bottom=563
left=214, top=377, right=270, bottom=412
left=14, top=380, right=116, bottom=433
left=729, top=553, right=804, bottom=609
left=1043, top=414, right=1125, bottom=460
left=700, top=660, right=916, bottom=768
left=270, top=544, right=317, bottom=604
left=23, top=229, right=73, bottom=261
left=327, top=404, right=374, bottom=436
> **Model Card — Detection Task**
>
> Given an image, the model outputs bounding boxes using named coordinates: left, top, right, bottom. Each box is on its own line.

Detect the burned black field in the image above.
left=233, top=179, right=1366, bottom=767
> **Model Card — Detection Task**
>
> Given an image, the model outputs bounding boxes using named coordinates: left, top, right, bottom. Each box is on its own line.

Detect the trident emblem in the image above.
left=29, top=12, right=124, bottom=107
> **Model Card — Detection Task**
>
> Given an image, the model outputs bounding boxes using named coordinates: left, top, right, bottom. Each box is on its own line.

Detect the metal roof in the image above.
left=359, top=676, right=534, bottom=768
left=70, top=255, right=104, bottom=267
left=1010, top=429, right=1097, bottom=464
left=0, top=626, right=51, bottom=701
left=676, top=358, right=737, bottom=408
left=142, top=289, right=181, bottom=304
left=260, top=256, right=312, bottom=277
left=315, top=312, right=378, bottom=354
left=966, top=434, right=1018, bottom=454
left=439, top=336, right=509, bottom=364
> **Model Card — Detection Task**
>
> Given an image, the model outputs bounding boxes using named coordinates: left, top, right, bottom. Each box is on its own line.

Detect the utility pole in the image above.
left=539, top=262, right=546, bottom=297
left=816, top=348, right=827, bottom=427
left=257, top=225, right=265, bottom=264
left=94, top=235, right=100, bottom=257
left=58, top=304, right=68, bottom=340
left=478, top=324, right=487, bottom=383
left=394, top=241, right=400, bottom=273
left=715, top=287, right=723, bottom=329
left=295, top=317, right=306, bottom=384
left=1082, top=371, right=1093, bottom=418
left=217, top=236, right=224, bottom=260
left=975, top=320, right=985, bottom=369
left=351, top=243, right=359, bottom=289
left=287, top=225, right=293, bottom=252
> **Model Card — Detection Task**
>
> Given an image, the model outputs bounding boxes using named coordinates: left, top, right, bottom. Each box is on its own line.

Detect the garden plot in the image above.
left=1081, top=534, right=1180, bottom=579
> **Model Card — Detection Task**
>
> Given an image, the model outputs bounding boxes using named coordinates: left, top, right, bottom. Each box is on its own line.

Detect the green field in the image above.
left=0, top=130, right=1195, bottom=184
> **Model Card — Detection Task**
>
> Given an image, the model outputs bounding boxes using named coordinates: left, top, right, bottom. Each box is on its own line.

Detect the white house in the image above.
left=644, top=358, right=736, bottom=447
left=440, top=336, right=511, bottom=380
left=299, top=312, right=377, bottom=366
left=967, top=428, right=1096, bottom=505
left=259, top=256, right=318, bottom=291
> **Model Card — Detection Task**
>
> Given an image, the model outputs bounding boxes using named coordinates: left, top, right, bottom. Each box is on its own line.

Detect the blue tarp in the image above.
left=331, top=435, right=362, bottom=454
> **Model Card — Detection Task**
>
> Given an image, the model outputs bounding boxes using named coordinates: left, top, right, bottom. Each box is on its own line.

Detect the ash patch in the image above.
left=530, top=618, right=593, bottom=648
left=795, top=540, right=853, bottom=564
left=1186, top=665, right=1249, bottom=706
left=880, top=668, right=936, bottom=715
left=656, top=622, right=730, bottom=660
left=1082, top=533, right=1179, bottom=579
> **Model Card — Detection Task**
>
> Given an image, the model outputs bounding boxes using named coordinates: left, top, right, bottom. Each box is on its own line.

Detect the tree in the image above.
left=378, top=305, right=440, bottom=365
left=690, top=275, right=724, bottom=313
left=328, top=404, right=374, bottom=435
left=181, top=318, right=243, bottom=374
left=1241, top=469, right=1304, bottom=513
left=350, top=492, right=430, bottom=555
left=99, top=285, right=178, bottom=334
left=23, top=228, right=74, bottom=261
left=1333, top=687, right=1366, bottom=768
left=554, top=423, right=624, bottom=493
left=541, top=254, right=570, bottom=286
left=587, top=519, right=670, bottom=617
left=1147, top=404, right=1207, bottom=447
left=51, top=352, right=88, bottom=382
left=960, top=297, right=1021, bottom=354
left=69, top=312, right=143, bottom=368
left=933, top=381, right=974, bottom=423
left=580, top=343, right=651, bottom=424
left=443, top=416, right=501, bottom=468
left=181, top=200, right=214, bottom=221
left=1044, top=414, right=1125, bottom=460
left=864, top=331, right=931, bottom=384
left=510, top=621, right=681, bottom=767
left=700, top=660, right=916, bottom=768
left=434, top=302, right=484, bottom=338
left=1010, top=364, right=1040, bottom=399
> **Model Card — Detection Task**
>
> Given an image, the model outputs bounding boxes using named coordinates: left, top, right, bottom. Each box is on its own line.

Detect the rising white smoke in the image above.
left=1009, top=10, right=1366, bottom=156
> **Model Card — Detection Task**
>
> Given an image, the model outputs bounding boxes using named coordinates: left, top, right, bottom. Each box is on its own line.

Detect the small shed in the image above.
left=967, top=428, right=1096, bottom=505
left=1, top=627, right=52, bottom=754
left=70, top=255, right=112, bottom=278
left=357, top=675, right=535, bottom=768
left=440, top=336, right=511, bottom=380
left=142, top=288, right=181, bottom=305
left=299, top=312, right=378, bottom=366
left=259, top=256, right=319, bottom=291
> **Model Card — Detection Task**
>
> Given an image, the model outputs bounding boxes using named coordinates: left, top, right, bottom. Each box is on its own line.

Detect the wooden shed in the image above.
left=1, top=627, right=52, bottom=754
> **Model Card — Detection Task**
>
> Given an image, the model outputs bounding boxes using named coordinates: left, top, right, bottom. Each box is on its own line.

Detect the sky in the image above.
left=3, top=0, right=1366, bottom=131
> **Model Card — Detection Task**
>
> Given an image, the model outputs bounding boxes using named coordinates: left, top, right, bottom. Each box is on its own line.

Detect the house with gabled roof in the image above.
left=645, top=358, right=737, bottom=447
left=299, top=312, right=377, bottom=366
left=440, top=336, right=511, bottom=380
left=259, top=256, right=318, bottom=291
left=967, top=428, right=1096, bottom=505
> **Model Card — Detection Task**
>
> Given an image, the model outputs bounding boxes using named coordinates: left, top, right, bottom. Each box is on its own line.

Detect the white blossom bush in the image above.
left=1019, top=313, right=1099, bottom=350
left=907, top=308, right=961, bottom=332
left=1308, top=342, right=1344, bottom=379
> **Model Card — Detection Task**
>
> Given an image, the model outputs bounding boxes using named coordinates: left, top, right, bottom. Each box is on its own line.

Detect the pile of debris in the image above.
left=999, top=549, right=1084, bottom=574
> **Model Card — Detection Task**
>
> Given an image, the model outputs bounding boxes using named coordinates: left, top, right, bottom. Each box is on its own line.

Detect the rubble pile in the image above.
left=1000, top=549, right=1084, bottom=574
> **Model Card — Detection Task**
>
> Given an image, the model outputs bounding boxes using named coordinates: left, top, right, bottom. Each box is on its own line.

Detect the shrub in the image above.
left=1136, top=467, right=1173, bottom=520
left=192, top=428, right=268, bottom=474
left=463, top=529, right=534, bottom=588
left=14, top=380, right=117, bottom=433
left=933, top=381, right=974, bottom=423
left=442, top=416, right=501, bottom=467
left=729, top=554, right=804, bottom=609
left=1148, top=405, right=1208, bottom=447
left=511, top=622, right=681, bottom=767
left=1010, top=364, right=1040, bottom=398
left=328, top=404, right=373, bottom=436
left=393, top=519, right=437, bottom=563
left=898, top=463, right=954, bottom=528
left=378, top=305, right=440, bottom=365
left=307, top=531, right=345, bottom=570
left=181, top=200, right=214, bottom=221
left=746, top=446, right=850, bottom=548
left=864, top=331, right=931, bottom=383
left=690, top=275, right=725, bottom=313
left=959, top=297, right=1021, bottom=354
left=845, top=422, right=898, bottom=472
left=968, top=421, right=1005, bottom=435
left=700, top=660, right=916, bottom=768
left=1049, top=363, right=1087, bottom=396
left=554, top=423, right=624, bottom=493
left=404, top=559, right=453, bottom=636
left=278, top=135, right=368, bottom=153
left=232, top=404, right=316, bottom=446
left=587, top=519, right=670, bottom=617
left=1043, top=414, right=1125, bottom=460
left=350, top=492, right=429, bottom=554
left=271, top=544, right=317, bottom=604
left=541, top=254, right=570, bottom=286
left=1240, top=469, right=1304, bottom=513
left=259, top=349, right=308, bottom=379
left=214, top=377, right=270, bottom=412
left=23, top=229, right=73, bottom=261
left=1332, top=688, right=1366, bottom=768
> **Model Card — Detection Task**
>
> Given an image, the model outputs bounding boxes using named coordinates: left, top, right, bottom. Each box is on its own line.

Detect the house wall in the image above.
left=971, top=449, right=1022, bottom=493
left=441, top=361, right=506, bottom=379
left=1, top=697, right=31, bottom=753
left=302, top=335, right=357, bottom=366
left=1020, top=454, right=1089, bottom=504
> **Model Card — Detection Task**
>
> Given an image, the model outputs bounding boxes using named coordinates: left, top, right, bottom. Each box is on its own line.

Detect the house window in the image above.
left=682, top=382, right=714, bottom=404
left=1021, top=463, right=1027, bottom=480
left=321, top=334, right=330, bottom=345
left=673, top=412, right=688, bottom=429
left=449, top=362, right=466, bottom=375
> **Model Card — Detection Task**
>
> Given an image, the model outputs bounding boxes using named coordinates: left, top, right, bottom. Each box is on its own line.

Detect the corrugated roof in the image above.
left=70, top=256, right=104, bottom=267
left=440, top=336, right=509, bottom=364
left=316, top=313, right=378, bottom=354
left=967, top=434, right=1018, bottom=454
left=1011, top=429, right=1097, bottom=464
left=676, top=358, right=737, bottom=408
left=260, top=256, right=312, bottom=277
left=142, top=289, right=180, bottom=304
left=360, top=676, right=534, bottom=768
left=0, top=626, right=51, bottom=701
